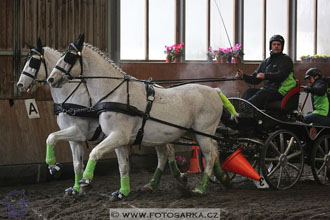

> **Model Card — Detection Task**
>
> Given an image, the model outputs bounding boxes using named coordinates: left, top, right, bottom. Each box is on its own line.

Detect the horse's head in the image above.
left=48, top=34, right=84, bottom=88
left=17, top=38, right=47, bottom=93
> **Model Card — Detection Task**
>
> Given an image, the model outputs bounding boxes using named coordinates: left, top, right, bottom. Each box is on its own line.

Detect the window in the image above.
left=317, top=0, right=330, bottom=55
left=149, top=0, right=175, bottom=60
left=185, top=0, right=207, bottom=60
left=210, top=0, right=234, bottom=53
left=266, top=0, right=288, bottom=55
left=120, top=0, right=146, bottom=60
left=244, top=0, right=263, bottom=60
left=297, top=0, right=315, bottom=59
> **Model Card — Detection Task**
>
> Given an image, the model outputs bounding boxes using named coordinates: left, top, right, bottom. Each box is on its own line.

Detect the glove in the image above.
left=303, top=86, right=312, bottom=93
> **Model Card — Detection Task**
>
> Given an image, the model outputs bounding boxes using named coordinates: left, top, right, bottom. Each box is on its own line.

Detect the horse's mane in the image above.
left=83, top=43, right=127, bottom=76
left=44, top=47, right=60, bottom=54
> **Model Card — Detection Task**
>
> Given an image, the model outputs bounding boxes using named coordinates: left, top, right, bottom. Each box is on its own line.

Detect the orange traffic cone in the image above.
left=222, top=147, right=260, bottom=180
left=188, top=145, right=202, bottom=173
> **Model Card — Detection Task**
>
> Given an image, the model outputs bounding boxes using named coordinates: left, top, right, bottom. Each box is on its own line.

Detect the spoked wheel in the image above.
left=261, top=129, right=304, bottom=189
left=311, top=134, right=330, bottom=185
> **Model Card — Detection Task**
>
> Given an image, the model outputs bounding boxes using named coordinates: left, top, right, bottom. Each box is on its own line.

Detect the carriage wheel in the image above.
left=198, top=149, right=236, bottom=182
left=260, top=129, right=304, bottom=189
left=311, top=134, right=330, bottom=185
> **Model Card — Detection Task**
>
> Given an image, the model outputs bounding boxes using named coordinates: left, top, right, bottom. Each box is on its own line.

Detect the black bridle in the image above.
left=22, top=48, right=48, bottom=83
left=54, top=43, right=83, bottom=80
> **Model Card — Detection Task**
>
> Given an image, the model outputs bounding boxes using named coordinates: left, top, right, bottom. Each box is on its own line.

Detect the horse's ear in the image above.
left=36, top=37, right=43, bottom=53
left=74, top=34, right=84, bottom=51
left=25, top=42, right=34, bottom=50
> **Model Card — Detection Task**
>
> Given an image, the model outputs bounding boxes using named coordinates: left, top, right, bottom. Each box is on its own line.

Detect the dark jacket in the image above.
left=243, top=52, right=294, bottom=92
left=305, top=78, right=329, bottom=116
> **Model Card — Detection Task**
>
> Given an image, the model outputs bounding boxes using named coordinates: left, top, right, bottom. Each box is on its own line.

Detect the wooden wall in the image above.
left=21, top=0, right=108, bottom=51
left=120, top=62, right=330, bottom=97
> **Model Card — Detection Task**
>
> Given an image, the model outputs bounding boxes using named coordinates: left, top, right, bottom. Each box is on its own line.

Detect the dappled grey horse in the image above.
left=47, top=35, right=230, bottom=200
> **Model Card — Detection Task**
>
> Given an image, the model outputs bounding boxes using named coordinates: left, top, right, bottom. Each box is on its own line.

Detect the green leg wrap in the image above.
left=73, top=173, right=83, bottom=192
left=83, top=160, right=97, bottom=180
left=213, top=161, right=226, bottom=179
left=196, top=173, right=210, bottom=193
left=119, top=176, right=130, bottom=196
left=213, top=160, right=230, bottom=187
left=149, top=168, right=163, bottom=190
left=45, top=144, right=56, bottom=165
left=169, top=160, right=180, bottom=178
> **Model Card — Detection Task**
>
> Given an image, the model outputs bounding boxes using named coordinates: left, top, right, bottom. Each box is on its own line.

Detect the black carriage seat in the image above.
left=267, top=80, right=300, bottom=112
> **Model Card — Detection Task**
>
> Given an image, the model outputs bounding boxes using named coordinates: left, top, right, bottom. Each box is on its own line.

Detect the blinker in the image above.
left=64, top=52, right=78, bottom=65
left=29, top=57, right=41, bottom=69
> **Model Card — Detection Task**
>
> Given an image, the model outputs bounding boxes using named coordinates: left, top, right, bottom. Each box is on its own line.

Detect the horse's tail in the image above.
left=215, top=88, right=237, bottom=116
left=215, top=87, right=222, bottom=96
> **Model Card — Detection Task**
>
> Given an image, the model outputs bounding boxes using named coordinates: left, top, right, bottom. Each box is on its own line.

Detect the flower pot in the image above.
left=173, top=57, right=182, bottom=63
left=207, top=56, right=214, bottom=62
left=231, top=57, right=241, bottom=63
left=216, top=57, right=227, bottom=63
left=166, top=56, right=171, bottom=63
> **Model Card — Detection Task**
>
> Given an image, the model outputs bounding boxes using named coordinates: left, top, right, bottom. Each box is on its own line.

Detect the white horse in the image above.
left=48, top=35, right=230, bottom=199
left=17, top=39, right=186, bottom=199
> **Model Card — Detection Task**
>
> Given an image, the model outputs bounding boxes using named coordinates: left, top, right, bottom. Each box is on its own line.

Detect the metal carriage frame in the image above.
left=201, top=97, right=330, bottom=190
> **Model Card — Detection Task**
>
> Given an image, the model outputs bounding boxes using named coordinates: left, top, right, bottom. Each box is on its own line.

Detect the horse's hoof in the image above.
left=110, top=191, right=126, bottom=202
left=141, top=183, right=154, bottom=193
left=48, top=163, right=62, bottom=178
left=79, top=178, right=92, bottom=194
left=64, top=187, right=78, bottom=196
left=179, top=173, right=188, bottom=185
left=191, top=187, right=204, bottom=196
left=219, top=174, right=232, bottom=189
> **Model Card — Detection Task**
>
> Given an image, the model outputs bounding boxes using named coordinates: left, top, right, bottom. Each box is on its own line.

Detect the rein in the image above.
left=55, top=45, right=239, bottom=145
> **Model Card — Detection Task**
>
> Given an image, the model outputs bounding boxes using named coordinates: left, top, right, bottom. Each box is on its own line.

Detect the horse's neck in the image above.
left=83, top=46, right=132, bottom=102
left=44, top=48, right=92, bottom=106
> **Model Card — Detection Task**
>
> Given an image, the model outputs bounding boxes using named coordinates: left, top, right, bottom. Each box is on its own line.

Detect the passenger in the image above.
left=235, top=34, right=296, bottom=109
left=303, top=68, right=330, bottom=126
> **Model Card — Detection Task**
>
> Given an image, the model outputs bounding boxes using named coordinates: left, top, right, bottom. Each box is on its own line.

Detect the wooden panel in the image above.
left=120, top=62, right=330, bottom=97
left=120, top=63, right=258, bottom=97
left=21, top=0, right=108, bottom=51
left=0, top=100, right=112, bottom=165
left=0, top=56, right=14, bottom=98
left=0, top=0, right=13, bottom=50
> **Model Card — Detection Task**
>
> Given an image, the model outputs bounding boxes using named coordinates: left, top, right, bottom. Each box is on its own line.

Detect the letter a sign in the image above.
left=24, top=99, right=40, bottom=119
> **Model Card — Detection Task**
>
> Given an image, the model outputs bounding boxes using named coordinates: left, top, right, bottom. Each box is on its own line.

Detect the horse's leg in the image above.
left=142, top=145, right=168, bottom=191
left=167, top=144, right=188, bottom=185
left=65, top=141, right=84, bottom=195
left=80, top=131, right=129, bottom=193
left=193, top=136, right=219, bottom=194
left=110, top=146, right=130, bottom=201
left=45, top=126, right=84, bottom=176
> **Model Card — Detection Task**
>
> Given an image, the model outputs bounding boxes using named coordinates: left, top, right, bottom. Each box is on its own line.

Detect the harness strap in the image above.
left=54, top=103, right=98, bottom=118
left=95, top=79, right=127, bottom=105
left=93, top=102, right=144, bottom=117
left=88, top=125, right=103, bottom=142
left=133, top=83, right=155, bottom=147
left=61, top=81, right=84, bottom=105
left=148, top=116, right=222, bottom=141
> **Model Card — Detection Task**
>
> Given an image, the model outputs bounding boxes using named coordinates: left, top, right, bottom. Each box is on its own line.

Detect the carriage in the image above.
left=196, top=88, right=330, bottom=190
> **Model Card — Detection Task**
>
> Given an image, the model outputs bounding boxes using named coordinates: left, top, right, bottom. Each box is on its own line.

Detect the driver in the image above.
left=303, top=68, right=330, bottom=126
left=235, top=34, right=296, bottom=109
